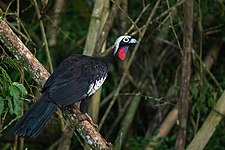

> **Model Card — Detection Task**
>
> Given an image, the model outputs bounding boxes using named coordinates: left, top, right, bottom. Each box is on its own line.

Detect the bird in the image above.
left=13, top=35, right=138, bottom=138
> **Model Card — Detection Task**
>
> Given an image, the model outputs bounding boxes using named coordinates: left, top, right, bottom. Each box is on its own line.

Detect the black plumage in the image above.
left=13, top=35, right=138, bottom=138
left=46, top=55, right=109, bottom=106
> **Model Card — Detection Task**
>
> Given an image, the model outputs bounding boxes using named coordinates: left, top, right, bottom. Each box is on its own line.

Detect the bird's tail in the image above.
left=13, top=93, right=57, bottom=138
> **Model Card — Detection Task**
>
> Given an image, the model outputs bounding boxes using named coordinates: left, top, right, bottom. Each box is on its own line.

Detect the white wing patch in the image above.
left=87, top=76, right=107, bottom=96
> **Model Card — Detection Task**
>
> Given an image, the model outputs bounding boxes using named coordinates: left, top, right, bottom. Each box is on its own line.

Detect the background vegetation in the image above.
left=0, top=0, right=225, bottom=149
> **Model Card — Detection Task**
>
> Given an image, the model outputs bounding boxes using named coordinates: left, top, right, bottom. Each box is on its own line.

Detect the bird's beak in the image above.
left=129, top=38, right=139, bottom=44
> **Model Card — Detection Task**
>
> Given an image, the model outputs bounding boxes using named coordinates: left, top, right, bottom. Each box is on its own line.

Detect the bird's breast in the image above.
left=87, top=75, right=107, bottom=96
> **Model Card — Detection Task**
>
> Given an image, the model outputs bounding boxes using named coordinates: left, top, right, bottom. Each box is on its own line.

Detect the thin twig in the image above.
left=33, top=0, right=53, bottom=73
left=105, top=97, right=131, bottom=139
left=166, top=0, right=183, bottom=55
left=111, top=0, right=142, bottom=35
left=152, top=0, right=185, bottom=23
left=127, top=3, right=150, bottom=34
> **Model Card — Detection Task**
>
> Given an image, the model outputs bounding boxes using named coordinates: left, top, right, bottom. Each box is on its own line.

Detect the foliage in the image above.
left=0, top=58, right=28, bottom=116
left=129, top=136, right=147, bottom=150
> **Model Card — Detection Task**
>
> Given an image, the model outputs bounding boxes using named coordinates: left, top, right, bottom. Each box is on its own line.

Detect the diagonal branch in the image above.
left=0, top=17, right=111, bottom=150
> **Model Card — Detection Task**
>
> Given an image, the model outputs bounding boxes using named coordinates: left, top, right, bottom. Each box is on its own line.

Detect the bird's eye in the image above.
left=123, top=37, right=129, bottom=43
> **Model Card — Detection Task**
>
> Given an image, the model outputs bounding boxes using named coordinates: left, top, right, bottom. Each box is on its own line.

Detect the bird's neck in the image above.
left=102, top=46, right=117, bottom=64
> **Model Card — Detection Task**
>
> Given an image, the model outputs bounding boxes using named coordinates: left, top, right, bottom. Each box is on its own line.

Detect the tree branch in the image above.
left=175, top=0, right=194, bottom=149
left=0, top=17, right=111, bottom=150
left=94, top=0, right=121, bottom=55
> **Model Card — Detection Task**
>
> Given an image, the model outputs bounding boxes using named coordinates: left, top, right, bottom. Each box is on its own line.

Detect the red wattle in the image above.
left=117, top=47, right=126, bottom=61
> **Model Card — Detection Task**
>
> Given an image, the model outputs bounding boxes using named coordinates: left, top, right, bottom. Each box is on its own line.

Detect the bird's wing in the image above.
left=46, top=56, right=106, bottom=106
left=49, top=77, right=90, bottom=106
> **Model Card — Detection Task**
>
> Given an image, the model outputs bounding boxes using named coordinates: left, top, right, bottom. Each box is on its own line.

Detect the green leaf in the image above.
left=6, top=96, right=13, bottom=115
left=12, top=82, right=28, bottom=95
left=9, top=84, right=20, bottom=100
left=0, top=97, right=4, bottom=116
left=9, top=84, right=21, bottom=115
left=0, top=66, right=12, bottom=83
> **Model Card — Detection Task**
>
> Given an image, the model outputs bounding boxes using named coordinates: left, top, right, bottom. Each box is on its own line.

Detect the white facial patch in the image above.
left=87, top=76, right=107, bottom=96
left=113, top=35, right=131, bottom=55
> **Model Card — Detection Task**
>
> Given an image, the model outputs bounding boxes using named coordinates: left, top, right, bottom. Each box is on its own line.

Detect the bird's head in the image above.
left=113, top=35, right=138, bottom=61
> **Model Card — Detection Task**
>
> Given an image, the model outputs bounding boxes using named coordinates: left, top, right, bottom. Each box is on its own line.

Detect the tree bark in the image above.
left=175, top=0, right=194, bottom=149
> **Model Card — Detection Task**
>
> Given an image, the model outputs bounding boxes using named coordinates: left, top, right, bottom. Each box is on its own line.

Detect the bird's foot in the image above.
left=68, top=105, right=98, bottom=128
left=84, top=113, right=98, bottom=128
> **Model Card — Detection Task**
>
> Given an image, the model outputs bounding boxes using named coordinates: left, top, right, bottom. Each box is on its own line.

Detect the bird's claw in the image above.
left=84, top=113, right=98, bottom=128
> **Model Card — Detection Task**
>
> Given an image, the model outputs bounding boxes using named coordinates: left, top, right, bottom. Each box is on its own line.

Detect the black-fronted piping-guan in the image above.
left=13, top=35, right=138, bottom=138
